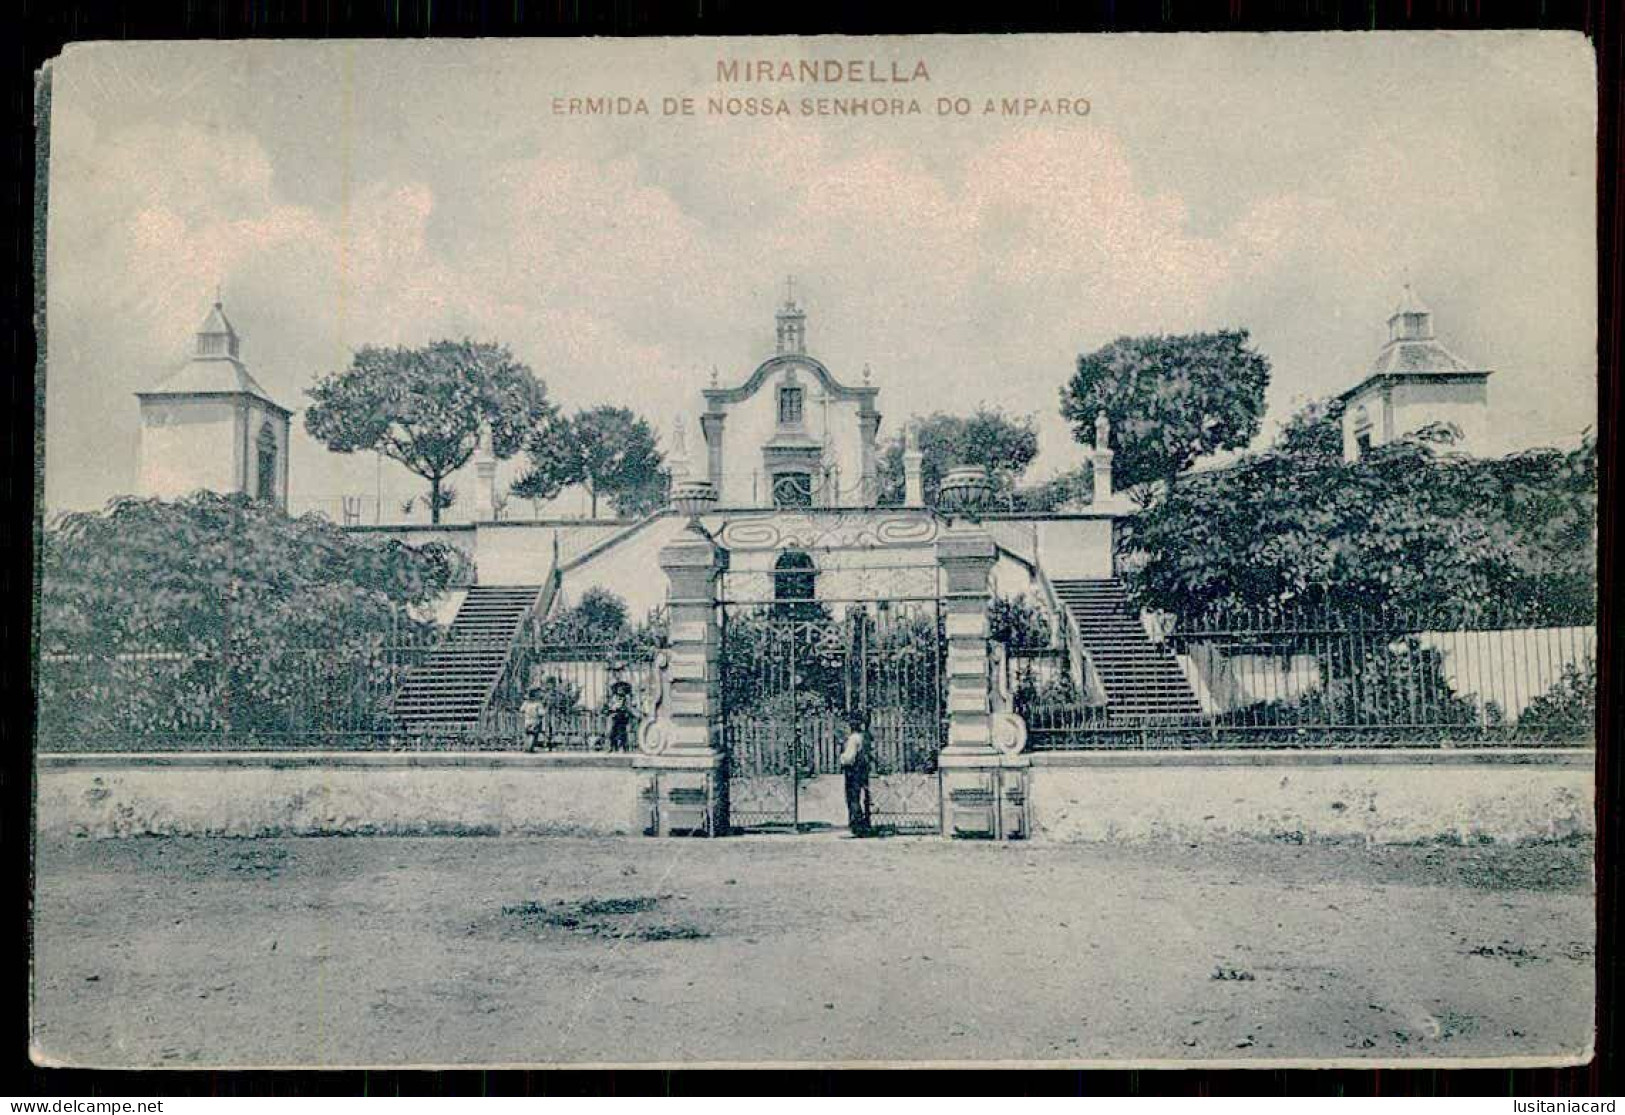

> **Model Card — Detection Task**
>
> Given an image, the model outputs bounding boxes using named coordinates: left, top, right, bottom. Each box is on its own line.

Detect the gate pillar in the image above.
left=635, top=527, right=729, bottom=836
left=937, top=523, right=1029, bottom=840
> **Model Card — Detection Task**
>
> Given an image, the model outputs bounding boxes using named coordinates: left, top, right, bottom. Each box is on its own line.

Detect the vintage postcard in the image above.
left=32, top=33, right=1597, bottom=1068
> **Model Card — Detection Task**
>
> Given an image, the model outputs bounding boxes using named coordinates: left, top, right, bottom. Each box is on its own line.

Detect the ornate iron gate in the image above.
left=719, top=562, right=945, bottom=834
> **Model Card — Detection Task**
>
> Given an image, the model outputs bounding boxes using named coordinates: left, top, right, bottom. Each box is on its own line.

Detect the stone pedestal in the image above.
left=700, top=412, right=726, bottom=493
left=903, top=426, right=926, bottom=508
left=636, top=527, right=728, bottom=836
left=634, top=750, right=725, bottom=837
left=1091, top=447, right=1114, bottom=507
left=936, top=523, right=1028, bottom=839
left=939, top=751, right=1031, bottom=840
left=474, top=457, right=498, bottom=521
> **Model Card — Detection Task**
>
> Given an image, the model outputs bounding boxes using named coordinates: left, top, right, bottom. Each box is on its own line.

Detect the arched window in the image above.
left=256, top=424, right=278, bottom=503
left=778, top=385, right=804, bottom=426
left=1351, top=404, right=1373, bottom=459
left=773, top=550, right=817, bottom=604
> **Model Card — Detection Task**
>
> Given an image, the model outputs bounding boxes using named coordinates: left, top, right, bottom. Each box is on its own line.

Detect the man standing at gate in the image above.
left=839, top=710, right=872, bottom=836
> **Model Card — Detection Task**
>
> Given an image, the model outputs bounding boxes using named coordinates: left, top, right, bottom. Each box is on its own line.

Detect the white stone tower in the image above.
left=135, top=297, right=291, bottom=509
left=1338, top=285, right=1492, bottom=462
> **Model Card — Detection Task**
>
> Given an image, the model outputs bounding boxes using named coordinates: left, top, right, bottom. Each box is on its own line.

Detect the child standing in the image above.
left=520, top=687, right=546, bottom=752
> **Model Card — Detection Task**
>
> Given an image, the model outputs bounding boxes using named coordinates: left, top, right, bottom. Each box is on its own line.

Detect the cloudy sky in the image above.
left=43, top=33, right=1596, bottom=520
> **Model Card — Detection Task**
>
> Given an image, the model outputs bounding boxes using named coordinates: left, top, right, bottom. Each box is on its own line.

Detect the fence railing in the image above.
left=1014, top=607, right=1596, bottom=750
left=37, top=628, right=663, bottom=754
left=41, top=604, right=1598, bottom=754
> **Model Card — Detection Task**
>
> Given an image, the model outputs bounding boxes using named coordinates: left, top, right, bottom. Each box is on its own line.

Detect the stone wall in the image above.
left=1029, top=748, right=1592, bottom=844
left=1032, top=517, right=1116, bottom=580
left=38, top=748, right=1591, bottom=845
left=38, top=752, right=640, bottom=839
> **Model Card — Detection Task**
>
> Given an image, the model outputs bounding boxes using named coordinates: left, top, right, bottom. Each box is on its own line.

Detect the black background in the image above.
left=2, top=0, right=1618, bottom=1099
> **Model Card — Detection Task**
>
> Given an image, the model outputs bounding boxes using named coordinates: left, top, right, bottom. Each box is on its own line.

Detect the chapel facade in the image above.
left=697, top=285, right=882, bottom=509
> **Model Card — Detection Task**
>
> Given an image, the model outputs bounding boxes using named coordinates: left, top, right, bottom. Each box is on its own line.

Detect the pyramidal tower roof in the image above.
left=138, top=297, right=289, bottom=414
left=1365, top=283, right=1478, bottom=376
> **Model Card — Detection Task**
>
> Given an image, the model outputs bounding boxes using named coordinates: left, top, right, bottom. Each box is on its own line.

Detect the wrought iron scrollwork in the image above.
left=989, top=641, right=1029, bottom=756
left=637, top=649, right=673, bottom=754
left=718, top=511, right=939, bottom=553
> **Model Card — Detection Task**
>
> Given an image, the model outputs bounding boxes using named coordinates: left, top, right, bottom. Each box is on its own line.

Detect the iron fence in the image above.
left=499, top=643, right=661, bottom=752
left=37, top=629, right=661, bottom=753
left=40, top=601, right=1598, bottom=754
left=1015, top=606, right=1596, bottom=750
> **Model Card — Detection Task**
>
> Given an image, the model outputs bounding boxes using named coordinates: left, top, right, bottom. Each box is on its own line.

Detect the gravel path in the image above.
left=31, top=834, right=1594, bottom=1068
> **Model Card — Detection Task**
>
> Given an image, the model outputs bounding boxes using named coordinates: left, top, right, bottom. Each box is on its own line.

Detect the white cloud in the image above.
left=44, top=36, right=1596, bottom=517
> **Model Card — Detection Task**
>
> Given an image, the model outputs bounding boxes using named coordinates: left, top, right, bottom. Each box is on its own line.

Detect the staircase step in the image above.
left=389, top=585, right=543, bottom=730
left=1051, top=577, right=1201, bottom=718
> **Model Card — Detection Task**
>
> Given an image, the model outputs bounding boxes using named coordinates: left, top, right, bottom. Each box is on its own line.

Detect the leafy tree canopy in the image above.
left=1126, top=400, right=1596, bottom=624
left=878, top=407, right=1039, bottom=507
left=1009, top=466, right=1093, bottom=513
left=1062, top=330, right=1270, bottom=493
left=41, top=493, right=456, bottom=650
left=541, top=587, right=631, bottom=644
left=538, top=587, right=666, bottom=649
left=513, top=405, right=667, bottom=519
left=305, top=339, right=555, bottom=523
left=37, top=494, right=463, bottom=746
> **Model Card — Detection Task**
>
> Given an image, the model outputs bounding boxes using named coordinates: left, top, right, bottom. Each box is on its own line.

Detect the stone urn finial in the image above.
left=938, top=464, right=993, bottom=518
left=670, top=478, right=718, bottom=531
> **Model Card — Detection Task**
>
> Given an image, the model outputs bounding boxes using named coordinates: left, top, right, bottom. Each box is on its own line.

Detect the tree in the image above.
left=37, top=493, right=458, bottom=745
left=877, top=407, right=1040, bottom=507
left=1469, top=432, right=1597, bottom=621
left=988, top=593, right=1053, bottom=650
left=1125, top=398, right=1597, bottom=624
left=305, top=339, right=554, bottom=524
left=1009, top=466, right=1092, bottom=512
left=1061, top=330, right=1271, bottom=495
left=513, top=406, right=666, bottom=519
left=541, top=587, right=631, bottom=644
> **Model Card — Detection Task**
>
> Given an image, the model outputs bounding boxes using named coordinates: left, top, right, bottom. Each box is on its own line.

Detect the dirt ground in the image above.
left=31, top=834, right=1594, bottom=1068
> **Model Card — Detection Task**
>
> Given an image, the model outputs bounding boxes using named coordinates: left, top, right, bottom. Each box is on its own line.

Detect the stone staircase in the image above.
left=1050, top=578, right=1203, bottom=723
left=392, top=585, right=544, bottom=732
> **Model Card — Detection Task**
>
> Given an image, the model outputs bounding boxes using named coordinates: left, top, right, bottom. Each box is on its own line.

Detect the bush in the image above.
left=37, top=493, right=451, bottom=747
left=1518, top=658, right=1595, bottom=742
left=989, top=594, right=1053, bottom=651
left=538, top=587, right=664, bottom=648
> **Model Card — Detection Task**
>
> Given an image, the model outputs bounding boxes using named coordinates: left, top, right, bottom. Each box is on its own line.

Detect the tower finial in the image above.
left=1389, top=281, right=1433, bottom=342
left=774, top=278, right=807, bottom=355
left=196, top=291, right=240, bottom=359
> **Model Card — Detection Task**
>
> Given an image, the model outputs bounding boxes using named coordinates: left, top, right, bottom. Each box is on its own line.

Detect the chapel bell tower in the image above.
left=775, top=277, right=807, bottom=355
left=135, top=296, right=292, bottom=510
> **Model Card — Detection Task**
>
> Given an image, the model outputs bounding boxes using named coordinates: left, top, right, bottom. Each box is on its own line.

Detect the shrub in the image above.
left=1517, top=658, right=1596, bottom=742
left=37, top=492, right=451, bottom=747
